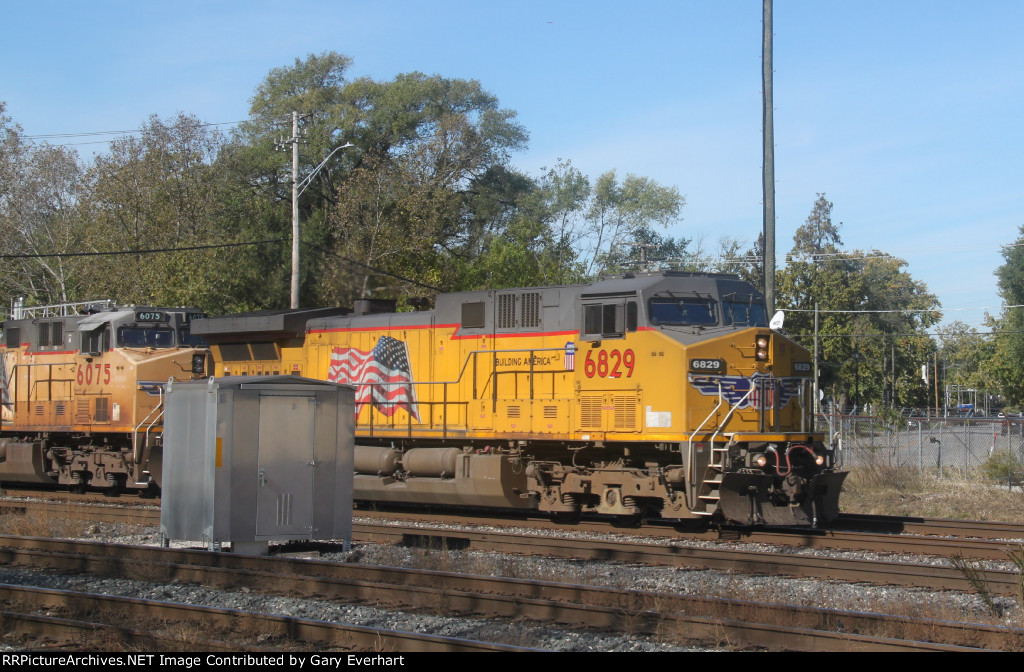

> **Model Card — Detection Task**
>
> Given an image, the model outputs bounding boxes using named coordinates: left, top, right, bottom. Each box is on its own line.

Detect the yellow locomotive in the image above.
left=197, top=272, right=846, bottom=525
left=0, top=300, right=207, bottom=493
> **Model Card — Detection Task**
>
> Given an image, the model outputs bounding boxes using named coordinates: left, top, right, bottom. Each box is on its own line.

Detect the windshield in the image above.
left=178, top=325, right=207, bottom=348
left=723, top=300, right=768, bottom=327
left=117, top=326, right=175, bottom=348
left=648, top=297, right=717, bottom=326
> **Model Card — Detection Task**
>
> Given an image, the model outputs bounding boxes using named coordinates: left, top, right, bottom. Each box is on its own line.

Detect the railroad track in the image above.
left=4, top=493, right=1024, bottom=543
left=2, top=498, right=1023, bottom=581
left=348, top=508, right=1024, bottom=560
left=0, top=535, right=1009, bottom=651
left=0, top=582, right=537, bottom=652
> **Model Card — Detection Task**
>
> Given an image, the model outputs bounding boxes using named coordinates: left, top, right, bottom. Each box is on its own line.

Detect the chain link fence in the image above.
left=820, top=413, right=1024, bottom=476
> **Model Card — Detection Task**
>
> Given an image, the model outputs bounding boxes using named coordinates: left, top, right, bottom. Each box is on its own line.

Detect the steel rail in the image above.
left=0, top=583, right=540, bottom=653
left=356, top=523, right=1024, bottom=596
left=2, top=497, right=1023, bottom=565
left=0, top=535, right=1010, bottom=651
left=0, top=609, right=270, bottom=651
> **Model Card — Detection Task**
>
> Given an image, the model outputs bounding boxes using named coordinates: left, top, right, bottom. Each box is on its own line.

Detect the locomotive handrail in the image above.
left=359, top=345, right=572, bottom=435
left=133, top=385, right=165, bottom=469
left=687, top=379, right=756, bottom=512
left=10, top=298, right=115, bottom=320
left=11, top=361, right=76, bottom=407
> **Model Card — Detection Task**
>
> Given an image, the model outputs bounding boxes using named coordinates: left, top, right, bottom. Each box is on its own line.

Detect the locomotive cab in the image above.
left=563, top=272, right=845, bottom=525
left=0, top=301, right=209, bottom=493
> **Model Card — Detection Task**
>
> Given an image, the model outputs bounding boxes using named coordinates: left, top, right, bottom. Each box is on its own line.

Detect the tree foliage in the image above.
left=0, top=67, right=977, bottom=413
left=82, top=113, right=241, bottom=309
left=990, top=230, right=1024, bottom=404
left=0, top=102, right=89, bottom=305
left=778, top=194, right=940, bottom=410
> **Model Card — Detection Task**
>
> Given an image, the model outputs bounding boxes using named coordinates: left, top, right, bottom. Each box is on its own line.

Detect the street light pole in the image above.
left=290, top=111, right=301, bottom=309
left=852, top=346, right=861, bottom=413
left=281, top=106, right=354, bottom=309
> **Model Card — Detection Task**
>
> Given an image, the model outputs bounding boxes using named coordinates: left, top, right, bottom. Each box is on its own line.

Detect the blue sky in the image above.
left=3, top=1, right=1022, bottom=330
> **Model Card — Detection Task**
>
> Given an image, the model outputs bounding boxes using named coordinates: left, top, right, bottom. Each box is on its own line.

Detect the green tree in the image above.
left=83, top=113, right=240, bottom=309
left=454, top=161, right=585, bottom=291
left=231, top=52, right=531, bottom=306
left=584, top=171, right=684, bottom=276
left=0, top=101, right=90, bottom=306
left=990, top=230, right=1024, bottom=404
left=734, top=232, right=765, bottom=289
left=778, top=194, right=940, bottom=410
left=936, top=321, right=996, bottom=400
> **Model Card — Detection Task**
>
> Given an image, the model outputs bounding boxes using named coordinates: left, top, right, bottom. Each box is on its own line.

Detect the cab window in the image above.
left=117, top=326, right=175, bottom=348
left=648, top=297, right=717, bottom=326
left=178, top=325, right=207, bottom=347
left=582, top=300, right=638, bottom=339
left=83, top=327, right=111, bottom=354
left=723, top=300, right=767, bottom=327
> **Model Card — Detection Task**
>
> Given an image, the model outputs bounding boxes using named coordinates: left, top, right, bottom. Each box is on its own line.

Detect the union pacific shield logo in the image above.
left=689, top=372, right=800, bottom=410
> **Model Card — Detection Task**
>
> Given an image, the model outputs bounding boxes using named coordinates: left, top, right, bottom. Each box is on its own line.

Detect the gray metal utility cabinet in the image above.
left=160, top=376, right=354, bottom=555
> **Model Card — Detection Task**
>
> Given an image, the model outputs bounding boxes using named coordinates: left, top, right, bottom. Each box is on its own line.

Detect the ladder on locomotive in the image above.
left=132, top=384, right=165, bottom=487
left=688, top=381, right=756, bottom=515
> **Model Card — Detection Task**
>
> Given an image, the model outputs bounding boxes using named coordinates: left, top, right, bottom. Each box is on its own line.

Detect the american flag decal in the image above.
left=328, top=336, right=420, bottom=420
left=564, top=341, right=576, bottom=371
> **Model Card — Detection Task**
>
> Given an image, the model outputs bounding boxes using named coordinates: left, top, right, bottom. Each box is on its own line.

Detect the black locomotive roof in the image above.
left=581, top=272, right=759, bottom=300
left=193, top=307, right=350, bottom=339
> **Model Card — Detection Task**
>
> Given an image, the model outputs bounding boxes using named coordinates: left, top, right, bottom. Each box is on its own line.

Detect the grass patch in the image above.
left=841, top=467, right=1024, bottom=521
left=0, top=504, right=88, bottom=538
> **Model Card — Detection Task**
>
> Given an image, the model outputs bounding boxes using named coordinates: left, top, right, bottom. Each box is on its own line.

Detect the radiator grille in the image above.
left=579, top=396, right=603, bottom=430
left=521, top=292, right=541, bottom=328
left=497, top=294, right=516, bottom=329
left=94, top=397, right=110, bottom=423
left=613, top=395, right=637, bottom=430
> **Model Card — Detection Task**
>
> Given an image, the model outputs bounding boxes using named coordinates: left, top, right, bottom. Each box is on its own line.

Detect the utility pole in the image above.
left=291, top=111, right=301, bottom=309
left=762, top=0, right=776, bottom=314
left=813, top=302, right=820, bottom=415
left=278, top=112, right=354, bottom=309
left=277, top=111, right=307, bottom=310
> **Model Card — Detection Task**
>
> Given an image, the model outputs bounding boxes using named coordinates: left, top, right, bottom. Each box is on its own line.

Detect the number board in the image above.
left=185, top=312, right=207, bottom=322
left=689, top=358, right=725, bottom=373
left=135, top=311, right=168, bottom=322
left=793, top=361, right=812, bottom=373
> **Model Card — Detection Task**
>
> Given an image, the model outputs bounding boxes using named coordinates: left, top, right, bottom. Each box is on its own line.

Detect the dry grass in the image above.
left=840, top=466, right=1024, bottom=521
left=0, top=504, right=88, bottom=538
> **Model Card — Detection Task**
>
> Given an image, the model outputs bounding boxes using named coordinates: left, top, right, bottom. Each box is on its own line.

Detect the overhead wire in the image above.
left=1, top=239, right=444, bottom=293
left=23, top=120, right=248, bottom=147
left=0, top=239, right=286, bottom=259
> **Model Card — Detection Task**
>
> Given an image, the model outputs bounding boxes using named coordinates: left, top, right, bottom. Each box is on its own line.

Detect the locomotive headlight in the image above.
left=755, top=335, right=770, bottom=361
left=814, top=454, right=825, bottom=466
left=752, top=453, right=768, bottom=468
